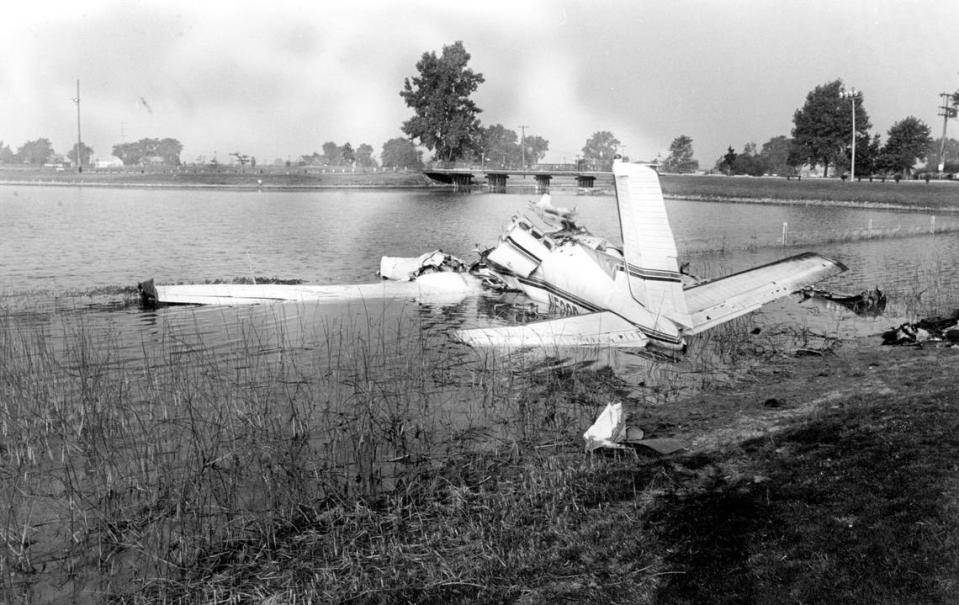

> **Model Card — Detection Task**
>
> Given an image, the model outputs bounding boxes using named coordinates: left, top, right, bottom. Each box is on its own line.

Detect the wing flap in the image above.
left=684, top=252, right=847, bottom=334
left=454, top=311, right=650, bottom=348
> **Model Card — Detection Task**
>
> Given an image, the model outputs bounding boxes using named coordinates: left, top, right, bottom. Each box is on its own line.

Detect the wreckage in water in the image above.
left=138, top=160, right=847, bottom=353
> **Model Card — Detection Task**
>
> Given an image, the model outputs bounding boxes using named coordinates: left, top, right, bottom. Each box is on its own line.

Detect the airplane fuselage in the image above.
left=485, top=214, right=686, bottom=349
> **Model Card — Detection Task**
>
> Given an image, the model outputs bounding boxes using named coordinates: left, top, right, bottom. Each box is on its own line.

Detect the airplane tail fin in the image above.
left=612, top=161, right=691, bottom=327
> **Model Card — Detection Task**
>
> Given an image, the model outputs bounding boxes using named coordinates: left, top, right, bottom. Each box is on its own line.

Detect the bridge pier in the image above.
left=486, top=173, right=508, bottom=193
left=576, top=175, right=596, bottom=188
left=534, top=174, right=552, bottom=192
left=451, top=173, right=473, bottom=190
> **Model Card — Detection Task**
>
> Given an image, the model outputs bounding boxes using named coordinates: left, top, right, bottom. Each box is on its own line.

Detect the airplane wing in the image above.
left=146, top=272, right=484, bottom=306
left=454, top=311, right=650, bottom=348
left=683, top=252, right=848, bottom=334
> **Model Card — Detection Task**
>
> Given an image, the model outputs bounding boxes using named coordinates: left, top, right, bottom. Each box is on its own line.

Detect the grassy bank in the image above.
left=2, top=298, right=959, bottom=602
left=661, top=173, right=959, bottom=212
left=0, top=165, right=433, bottom=190
left=4, top=166, right=959, bottom=213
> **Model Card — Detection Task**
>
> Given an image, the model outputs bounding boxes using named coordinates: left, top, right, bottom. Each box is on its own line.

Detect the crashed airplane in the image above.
left=139, top=160, right=847, bottom=352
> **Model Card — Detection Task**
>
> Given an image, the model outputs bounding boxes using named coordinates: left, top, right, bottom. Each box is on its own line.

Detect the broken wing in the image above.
left=683, top=252, right=848, bottom=335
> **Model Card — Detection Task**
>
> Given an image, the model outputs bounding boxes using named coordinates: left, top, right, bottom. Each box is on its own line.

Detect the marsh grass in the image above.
left=0, top=300, right=680, bottom=602
left=3, top=275, right=955, bottom=602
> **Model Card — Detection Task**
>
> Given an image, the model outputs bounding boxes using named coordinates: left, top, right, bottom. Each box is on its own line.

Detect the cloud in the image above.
left=2, top=0, right=959, bottom=165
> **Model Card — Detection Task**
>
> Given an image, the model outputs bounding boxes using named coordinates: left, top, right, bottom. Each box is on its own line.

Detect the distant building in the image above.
left=94, top=156, right=124, bottom=169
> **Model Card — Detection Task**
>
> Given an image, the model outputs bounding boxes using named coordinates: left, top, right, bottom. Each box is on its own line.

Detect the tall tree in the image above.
left=791, top=80, right=871, bottom=177
left=717, top=146, right=737, bottom=175
left=340, top=142, right=355, bottom=165
left=480, top=124, right=520, bottom=167
left=852, top=134, right=882, bottom=178
left=581, top=131, right=620, bottom=170
left=662, top=135, right=698, bottom=173
left=759, top=135, right=794, bottom=176
left=17, top=138, right=54, bottom=164
left=67, top=142, right=94, bottom=167
left=355, top=143, right=378, bottom=168
left=523, top=135, right=549, bottom=165
left=321, top=141, right=341, bottom=165
left=400, top=41, right=485, bottom=162
left=882, top=116, right=932, bottom=176
left=380, top=137, right=422, bottom=169
left=112, top=137, right=182, bottom=166
left=0, top=141, right=14, bottom=164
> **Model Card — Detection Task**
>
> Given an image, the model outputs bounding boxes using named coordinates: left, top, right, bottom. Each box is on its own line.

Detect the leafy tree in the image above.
left=112, top=137, right=183, bottom=166
left=759, top=136, right=794, bottom=176
left=881, top=116, right=932, bottom=176
left=581, top=131, right=620, bottom=170
left=717, top=146, right=737, bottom=175
left=381, top=137, right=422, bottom=169
left=852, top=134, right=883, bottom=178
left=355, top=143, right=378, bottom=168
left=401, top=41, right=485, bottom=162
left=733, top=142, right=766, bottom=176
left=0, top=141, right=15, bottom=163
left=321, top=141, right=341, bottom=165
left=17, top=138, right=54, bottom=164
left=67, top=142, right=94, bottom=167
left=791, top=80, right=871, bottom=177
left=480, top=124, right=520, bottom=167
left=523, top=135, right=549, bottom=165
left=341, top=142, right=355, bottom=165
left=662, top=135, right=698, bottom=173
left=230, top=152, right=250, bottom=167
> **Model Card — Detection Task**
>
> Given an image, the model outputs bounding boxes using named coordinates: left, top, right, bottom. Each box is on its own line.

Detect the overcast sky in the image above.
left=2, top=0, right=958, bottom=166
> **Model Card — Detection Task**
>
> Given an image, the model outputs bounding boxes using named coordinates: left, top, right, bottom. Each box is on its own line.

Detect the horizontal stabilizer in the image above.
left=454, top=311, right=650, bottom=348
left=684, top=252, right=847, bottom=334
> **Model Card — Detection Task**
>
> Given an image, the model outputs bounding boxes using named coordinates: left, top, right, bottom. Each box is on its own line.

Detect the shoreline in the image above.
left=3, top=170, right=959, bottom=213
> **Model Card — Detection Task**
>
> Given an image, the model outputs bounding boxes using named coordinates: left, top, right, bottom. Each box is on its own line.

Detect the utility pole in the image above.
left=518, top=124, right=528, bottom=169
left=73, top=80, right=83, bottom=173
left=839, top=87, right=858, bottom=180
left=937, top=91, right=958, bottom=173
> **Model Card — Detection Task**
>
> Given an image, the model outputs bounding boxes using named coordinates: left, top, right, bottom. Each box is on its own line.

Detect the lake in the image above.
left=2, top=181, right=957, bottom=389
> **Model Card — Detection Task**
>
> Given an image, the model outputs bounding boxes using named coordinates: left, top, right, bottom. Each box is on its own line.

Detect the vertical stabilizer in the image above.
left=612, top=161, right=691, bottom=327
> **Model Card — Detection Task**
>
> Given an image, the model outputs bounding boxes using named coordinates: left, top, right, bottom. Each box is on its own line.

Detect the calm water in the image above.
left=2, top=182, right=957, bottom=374
left=2, top=184, right=958, bottom=293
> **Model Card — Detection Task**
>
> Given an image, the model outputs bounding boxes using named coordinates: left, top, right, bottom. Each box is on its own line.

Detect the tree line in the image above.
left=399, top=40, right=626, bottom=171
left=399, top=41, right=956, bottom=179
left=689, top=80, right=950, bottom=179
left=0, top=137, right=185, bottom=167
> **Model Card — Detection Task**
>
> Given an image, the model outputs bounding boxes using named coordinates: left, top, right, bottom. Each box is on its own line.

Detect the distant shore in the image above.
left=2, top=166, right=958, bottom=212
left=0, top=166, right=436, bottom=191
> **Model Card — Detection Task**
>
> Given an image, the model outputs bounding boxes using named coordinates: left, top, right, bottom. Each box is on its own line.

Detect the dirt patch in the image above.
left=635, top=338, right=959, bottom=603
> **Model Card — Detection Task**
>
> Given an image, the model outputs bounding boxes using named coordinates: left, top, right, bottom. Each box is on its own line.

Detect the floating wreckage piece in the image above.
left=800, top=286, right=887, bottom=316
left=882, top=310, right=959, bottom=346
left=378, top=250, right=468, bottom=281
left=583, top=402, right=686, bottom=455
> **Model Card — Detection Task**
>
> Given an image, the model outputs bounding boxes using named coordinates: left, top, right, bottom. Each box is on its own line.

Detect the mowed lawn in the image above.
left=661, top=173, right=959, bottom=212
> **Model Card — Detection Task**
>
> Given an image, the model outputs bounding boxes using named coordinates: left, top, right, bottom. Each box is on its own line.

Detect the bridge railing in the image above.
left=424, top=161, right=610, bottom=173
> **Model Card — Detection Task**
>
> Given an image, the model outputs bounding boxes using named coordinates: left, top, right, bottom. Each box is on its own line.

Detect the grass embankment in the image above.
left=2, top=301, right=959, bottom=603
left=0, top=166, right=433, bottom=190
left=661, top=173, right=959, bottom=212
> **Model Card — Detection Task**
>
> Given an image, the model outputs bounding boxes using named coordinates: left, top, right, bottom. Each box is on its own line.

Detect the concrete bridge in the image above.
left=423, top=163, right=611, bottom=192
